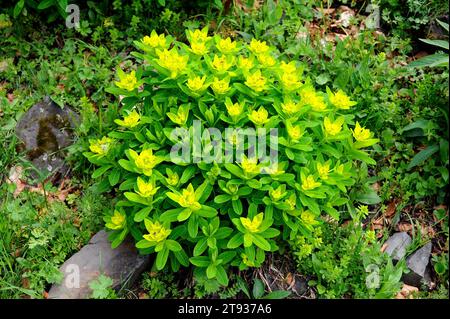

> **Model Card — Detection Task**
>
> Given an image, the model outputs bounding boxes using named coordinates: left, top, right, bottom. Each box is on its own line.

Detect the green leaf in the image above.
left=348, top=149, right=376, bottom=165
left=180, top=166, right=196, bottom=184
left=194, top=181, right=209, bottom=201
left=419, top=38, right=449, bottom=50
left=252, top=279, right=265, bottom=299
left=189, top=256, right=210, bottom=267
left=118, top=159, right=137, bottom=173
left=14, top=0, right=25, bottom=18
left=356, top=189, right=381, bottom=205
left=108, top=169, right=120, bottom=186
left=437, top=19, right=449, bottom=32
left=111, top=228, right=128, bottom=249
left=124, top=192, right=149, bottom=206
left=224, top=164, right=245, bottom=178
left=232, top=199, right=243, bottom=215
left=92, top=165, right=112, bottom=178
left=155, top=247, right=169, bottom=270
left=215, top=266, right=229, bottom=286
left=134, top=207, right=153, bottom=222
left=227, top=233, right=243, bottom=249
left=260, top=228, right=280, bottom=238
left=165, top=239, right=182, bottom=252
left=263, top=290, right=291, bottom=299
left=400, top=119, right=429, bottom=135
left=177, top=208, right=192, bottom=222
left=193, top=238, right=208, bottom=256
left=187, top=216, right=198, bottom=238
left=89, top=275, right=114, bottom=299
left=174, top=249, right=190, bottom=267
left=38, top=0, right=56, bottom=10
left=136, top=239, right=154, bottom=249
left=252, top=234, right=271, bottom=251
left=160, top=208, right=184, bottom=222
left=196, top=205, right=218, bottom=218
left=407, top=144, right=440, bottom=170
left=214, top=194, right=231, bottom=204
left=408, top=53, right=449, bottom=68
left=206, top=264, right=217, bottom=279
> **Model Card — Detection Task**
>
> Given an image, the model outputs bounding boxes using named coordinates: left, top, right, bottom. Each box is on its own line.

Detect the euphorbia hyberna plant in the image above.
left=84, top=27, right=379, bottom=285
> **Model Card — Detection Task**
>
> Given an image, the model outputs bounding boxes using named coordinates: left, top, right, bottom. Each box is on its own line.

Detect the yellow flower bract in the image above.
left=106, top=210, right=126, bottom=230
left=134, top=149, right=161, bottom=176
left=217, top=37, right=238, bottom=54
left=137, top=177, right=159, bottom=198
left=89, top=136, right=113, bottom=156
left=328, top=89, right=357, bottom=110
left=240, top=156, right=260, bottom=175
left=352, top=122, right=372, bottom=141
left=178, top=184, right=201, bottom=210
left=249, top=39, right=270, bottom=55
left=142, top=31, right=166, bottom=48
left=248, top=106, right=269, bottom=126
left=240, top=213, right=264, bottom=233
left=212, top=54, right=234, bottom=72
left=115, top=70, right=138, bottom=91
left=187, top=75, right=207, bottom=92
left=156, top=48, right=188, bottom=78
left=245, top=70, right=268, bottom=92
left=301, top=175, right=321, bottom=191
left=143, top=220, right=171, bottom=243
left=115, top=110, right=141, bottom=128
left=324, top=116, right=345, bottom=136
left=211, top=77, right=230, bottom=95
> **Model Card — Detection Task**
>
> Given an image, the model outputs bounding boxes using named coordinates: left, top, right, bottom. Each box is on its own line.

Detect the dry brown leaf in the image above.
left=395, top=284, right=418, bottom=299
left=138, top=292, right=148, bottom=299
left=385, top=200, right=397, bottom=217
left=7, top=165, right=27, bottom=197
left=372, top=182, right=381, bottom=192
left=396, top=223, right=413, bottom=232
left=285, top=272, right=293, bottom=286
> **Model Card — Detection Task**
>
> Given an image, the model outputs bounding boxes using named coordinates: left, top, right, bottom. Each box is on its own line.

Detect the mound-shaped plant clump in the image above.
left=84, top=27, right=379, bottom=286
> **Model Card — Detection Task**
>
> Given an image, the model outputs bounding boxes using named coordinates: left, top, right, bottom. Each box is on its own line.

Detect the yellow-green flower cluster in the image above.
left=89, top=136, right=114, bottom=157
left=143, top=220, right=171, bottom=244
left=156, top=48, right=189, bottom=78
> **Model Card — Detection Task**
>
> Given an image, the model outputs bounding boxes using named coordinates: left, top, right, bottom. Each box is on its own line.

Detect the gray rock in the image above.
left=48, top=231, right=151, bottom=299
left=15, top=96, right=79, bottom=182
left=292, top=275, right=308, bottom=296
left=403, top=242, right=432, bottom=288
left=383, top=232, right=412, bottom=261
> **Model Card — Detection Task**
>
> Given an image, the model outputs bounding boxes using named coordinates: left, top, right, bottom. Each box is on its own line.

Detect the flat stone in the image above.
left=48, top=231, right=151, bottom=299
left=383, top=232, right=412, bottom=261
left=403, top=242, right=432, bottom=288
left=291, top=275, right=308, bottom=296
left=15, top=96, right=79, bottom=182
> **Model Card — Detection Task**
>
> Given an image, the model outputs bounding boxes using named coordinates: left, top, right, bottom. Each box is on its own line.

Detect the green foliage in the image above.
left=293, top=206, right=405, bottom=298
left=141, top=271, right=182, bottom=298
left=83, top=27, right=380, bottom=286
left=12, top=0, right=69, bottom=22
left=249, top=278, right=291, bottom=299
left=432, top=253, right=449, bottom=284
left=377, top=0, right=449, bottom=36
left=409, top=19, right=449, bottom=68
left=0, top=184, right=108, bottom=298
left=89, top=274, right=117, bottom=299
